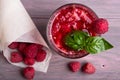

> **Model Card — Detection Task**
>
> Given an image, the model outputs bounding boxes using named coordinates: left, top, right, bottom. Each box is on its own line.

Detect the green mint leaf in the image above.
left=102, top=38, right=113, bottom=50
left=73, top=31, right=89, bottom=46
left=65, top=34, right=81, bottom=50
left=85, top=37, right=113, bottom=54
left=64, top=31, right=89, bottom=50
left=85, top=37, right=105, bottom=54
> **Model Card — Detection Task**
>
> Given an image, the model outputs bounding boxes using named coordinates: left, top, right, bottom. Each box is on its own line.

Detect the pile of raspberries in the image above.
left=8, top=42, right=47, bottom=80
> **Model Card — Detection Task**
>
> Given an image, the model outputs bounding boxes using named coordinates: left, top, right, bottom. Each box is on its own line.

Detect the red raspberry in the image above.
left=8, top=42, right=19, bottom=49
left=93, top=18, right=109, bottom=34
left=23, top=67, right=35, bottom=80
left=10, top=52, right=23, bottom=63
left=82, top=63, right=96, bottom=74
left=18, top=43, right=27, bottom=52
left=37, top=44, right=43, bottom=50
left=68, top=61, right=81, bottom=72
left=33, top=43, right=43, bottom=51
left=24, top=58, right=35, bottom=65
left=23, top=44, right=38, bottom=58
left=35, top=49, right=46, bottom=62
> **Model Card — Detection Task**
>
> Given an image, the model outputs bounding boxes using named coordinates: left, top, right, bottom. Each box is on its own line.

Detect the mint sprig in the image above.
left=64, top=31, right=113, bottom=54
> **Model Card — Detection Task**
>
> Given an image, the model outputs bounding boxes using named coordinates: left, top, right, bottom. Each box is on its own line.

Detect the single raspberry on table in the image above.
left=18, top=43, right=28, bottom=52
left=24, top=57, right=35, bottom=65
left=82, top=63, right=96, bottom=74
left=35, top=49, right=46, bottom=62
left=93, top=18, right=109, bottom=34
left=10, top=52, right=23, bottom=63
left=23, top=44, right=38, bottom=58
left=68, top=61, right=81, bottom=72
left=8, top=42, right=19, bottom=49
left=23, top=67, right=35, bottom=80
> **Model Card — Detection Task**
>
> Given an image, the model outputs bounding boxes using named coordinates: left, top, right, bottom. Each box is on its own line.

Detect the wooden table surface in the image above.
left=0, top=0, right=120, bottom=80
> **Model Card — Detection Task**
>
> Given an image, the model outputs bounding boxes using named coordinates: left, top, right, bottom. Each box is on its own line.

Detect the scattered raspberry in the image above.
left=24, top=58, right=35, bottom=65
left=35, top=49, right=46, bottom=62
left=8, top=42, right=19, bottom=49
left=23, top=44, right=38, bottom=58
left=18, top=43, right=27, bottom=52
left=82, top=63, right=96, bottom=74
left=93, top=18, right=109, bottom=34
left=68, top=61, right=81, bottom=72
left=23, top=67, right=35, bottom=80
left=10, top=52, right=23, bottom=63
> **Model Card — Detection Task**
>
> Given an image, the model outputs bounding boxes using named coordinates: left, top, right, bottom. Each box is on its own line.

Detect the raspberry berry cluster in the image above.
left=8, top=42, right=46, bottom=80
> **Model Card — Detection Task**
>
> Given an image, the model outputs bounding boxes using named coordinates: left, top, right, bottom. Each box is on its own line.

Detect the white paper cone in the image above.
left=0, top=0, right=52, bottom=73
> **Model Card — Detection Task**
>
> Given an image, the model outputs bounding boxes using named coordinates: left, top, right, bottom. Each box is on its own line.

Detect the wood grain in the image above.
left=0, top=0, right=120, bottom=80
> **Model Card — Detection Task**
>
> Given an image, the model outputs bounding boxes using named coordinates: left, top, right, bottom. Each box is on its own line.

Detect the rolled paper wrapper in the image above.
left=0, top=8, right=1, bottom=50
left=0, top=0, right=52, bottom=73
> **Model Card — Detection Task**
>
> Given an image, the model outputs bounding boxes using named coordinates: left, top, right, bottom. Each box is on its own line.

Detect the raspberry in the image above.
left=93, top=18, right=108, bottom=34
left=35, top=49, right=46, bottom=62
left=37, top=44, right=43, bottom=50
left=82, top=63, right=96, bottom=74
left=8, top=42, right=19, bottom=49
left=33, top=43, right=43, bottom=51
left=23, top=44, right=38, bottom=58
left=10, top=52, right=23, bottom=63
left=68, top=61, right=80, bottom=72
left=23, top=67, right=35, bottom=80
left=18, top=43, right=27, bottom=52
left=24, top=58, right=35, bottom=65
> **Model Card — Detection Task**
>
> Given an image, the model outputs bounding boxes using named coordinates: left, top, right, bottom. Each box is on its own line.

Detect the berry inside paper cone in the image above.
left=1, top=0, right=52, bottom=73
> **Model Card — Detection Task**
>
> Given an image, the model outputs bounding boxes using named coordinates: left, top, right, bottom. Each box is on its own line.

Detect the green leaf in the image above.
left=73, top=31, right=88, bottom=46
left=102, top=38, right=113, bottom=50
left=85, top=37, right=105, bottom=54
left=64, top=31, right=89, bottom=50
left=85, top=37, right=113, bottom=54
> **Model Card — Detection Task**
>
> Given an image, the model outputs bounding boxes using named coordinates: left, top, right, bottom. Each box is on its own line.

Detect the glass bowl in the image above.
left=47, top=3, right=98, bottom=59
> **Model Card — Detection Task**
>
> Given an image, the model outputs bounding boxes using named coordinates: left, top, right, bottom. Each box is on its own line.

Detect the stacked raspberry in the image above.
left=92, top=18, right=109, bottom=34
left=8, top=42, right=46, bottom=80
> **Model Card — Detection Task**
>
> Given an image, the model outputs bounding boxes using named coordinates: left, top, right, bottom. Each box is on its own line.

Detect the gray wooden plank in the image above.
left=21, top=0, right=120, bottom=18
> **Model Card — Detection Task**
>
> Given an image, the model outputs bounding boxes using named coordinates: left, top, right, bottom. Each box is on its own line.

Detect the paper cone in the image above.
left=0, top=0, right=52, bottom=73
